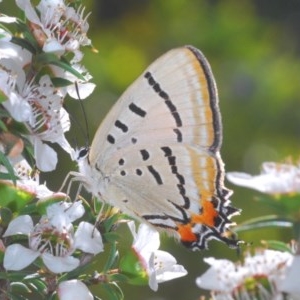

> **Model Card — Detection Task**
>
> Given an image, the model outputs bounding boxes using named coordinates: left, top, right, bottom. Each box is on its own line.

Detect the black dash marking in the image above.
left=165, top=100, right=176, bottom=112
left=173, top=128, right=183, bottom=142
left=144, top=71, right=182, bottom=128
left=147, top=165, right=163, bottom=185
left=168, top=156, right=176, bottom=165
left=118, top=158, right=125, bottom=165
left=115, top=120, right=128, bottom=132
left=131, top=137, right=137, bottom=144
left=159, top=90, right=168, bottom=100
left=120, top=170, right=126, bottom=176
left=107, top=134, right=115, bottom=144
left=122, top=199, right=129, bottom=203
left=153, top=83, right=161, bottom=93
left=172, top=112, right=182, bottom=127
left=161, top=146, right=172, bottom=156
left=136, top=169, right=143, bottom=176
left=129, top=102, right=146, bottom=117
left=140, top=149, right=150, bottom=161
left=171, top=166, right=185, bottom=185
left=177, top=184, right=190, bottom=209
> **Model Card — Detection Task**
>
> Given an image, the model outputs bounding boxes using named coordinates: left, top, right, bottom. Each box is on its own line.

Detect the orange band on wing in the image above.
left=192, top=200, right=218, bottom=227
left=177, top=223, right=197, bottom=243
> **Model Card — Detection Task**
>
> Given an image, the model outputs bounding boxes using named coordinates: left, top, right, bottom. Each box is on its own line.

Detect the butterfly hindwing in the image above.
left=85, top=45, right=239, bottom=250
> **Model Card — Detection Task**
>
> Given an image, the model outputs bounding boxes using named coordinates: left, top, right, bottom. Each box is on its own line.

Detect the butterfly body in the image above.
left=78, top=45, right=240, bottom=250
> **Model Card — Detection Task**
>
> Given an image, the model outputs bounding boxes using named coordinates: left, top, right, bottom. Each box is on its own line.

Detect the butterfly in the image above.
left=77, top=45, right=240, bottom=250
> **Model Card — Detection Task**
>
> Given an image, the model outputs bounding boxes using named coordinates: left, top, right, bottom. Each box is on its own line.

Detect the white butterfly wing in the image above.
left=86, top=46, right=239, bottom=250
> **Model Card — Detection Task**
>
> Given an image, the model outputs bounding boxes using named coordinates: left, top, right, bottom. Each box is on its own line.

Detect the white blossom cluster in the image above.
left=0, top=0, right=95, bottom=172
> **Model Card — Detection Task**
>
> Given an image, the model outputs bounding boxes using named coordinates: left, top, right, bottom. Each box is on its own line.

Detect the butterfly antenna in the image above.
left=63, top=82, right=90, bottom=150
left=75, top=81, right=90, bottom=148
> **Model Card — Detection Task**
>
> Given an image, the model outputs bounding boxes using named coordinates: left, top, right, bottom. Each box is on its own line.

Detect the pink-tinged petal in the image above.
left=57, top=280, right=93, bottom=300
left=130, top=223, right=160, bottom=254
left=4, top=244, right=39, bottom=270
left=3, top=215, right=33, bottom=237
left=33, top=139, right=57, bottom=172
left=74, top=222, right=103, bottom=254
left=42, top=253, right=79, bottom=273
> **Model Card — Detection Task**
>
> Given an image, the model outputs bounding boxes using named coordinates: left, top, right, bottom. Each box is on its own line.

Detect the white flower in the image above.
left=227, top=162, right=300, bottom=194
left=0, top=43, right=73, bottom=171
left=196, top=249, right=293, bottom=299
left=0, top=58, right=31, bottom=122
left=0, top=156, right=56, bottom=199
left=3, top=201, right=103, bottom=273
left=16, top=0, right=91, bottom=59
left=50, top=63, right=96, bottom=100
left=57, top=280, right=93, bottom=300
left=279, top=255, right=300, bottom=298
left=2, top=69, right=73, bottom=171
left=128, top=222, right=187, bottom=291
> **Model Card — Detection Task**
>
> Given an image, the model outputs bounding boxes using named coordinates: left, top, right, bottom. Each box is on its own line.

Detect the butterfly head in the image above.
left=76, top=147, right=90, bottom=162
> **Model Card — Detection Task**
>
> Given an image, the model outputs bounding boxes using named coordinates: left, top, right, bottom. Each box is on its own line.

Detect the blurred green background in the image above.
left=2, top=0, right=300, bottom=299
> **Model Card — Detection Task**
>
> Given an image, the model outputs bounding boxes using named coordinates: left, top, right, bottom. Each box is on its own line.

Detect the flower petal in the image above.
left=3, top=215, right=33, bottom=236
left=46, top=201, right=84, bottom=228
left=154, top=250, right=187, bottom=283
left=4, top=244, right=39, bottom=270
left=42, top=253, right=80, bottom=273
left=131, top=223, right=160, bottom=254
left=279, top=255, right=300, bottom=298
left=33, top=138, right=57, bottom=172
left=67, top=82, right=95, bottom=99
left=227, top=162, right=300, bottom=194
left=74, top=222, right=103, bottom=254
left=58, top=280, right=93, bottom=300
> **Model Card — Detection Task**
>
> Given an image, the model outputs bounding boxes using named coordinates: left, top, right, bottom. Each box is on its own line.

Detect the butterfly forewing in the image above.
left=85, top=45, right=239, bottom=250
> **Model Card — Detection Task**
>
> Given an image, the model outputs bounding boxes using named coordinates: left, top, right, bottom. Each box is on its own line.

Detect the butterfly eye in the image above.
left=77, top=147, right=89, bottom=160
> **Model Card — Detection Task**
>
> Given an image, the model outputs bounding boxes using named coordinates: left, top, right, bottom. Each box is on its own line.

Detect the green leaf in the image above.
left=10, top=282, right=31, bottom=294
left=234, top=215, right=293, bottom=232
left=0, top=172, right=18, bottom=181
left=0, top=90, right=7, bottom=104
left=0, top=151, right=17, bottom=184
left=261, top=240, right=293, bottom=253
left=0, top=119, right=8, bottom=130
left=103, top=232, right=120, bottom=243
left=37, top=53, right=85, bottom=80
left=102, top=282, right=124, bottom=300
left=103, top=241, right=119, bottom=272
left=0, top=206, right=12, bottom=226
left=118, top=249, right=148, bottom=287
left=27, top=278, right=47, bottom=294
left=51, top=77, right=74, bottom=87
left=14, top=21, right=39, bottom=52
left=10, top=36, right=37, bottom=55
left=0, top=181, right=35, bottom=212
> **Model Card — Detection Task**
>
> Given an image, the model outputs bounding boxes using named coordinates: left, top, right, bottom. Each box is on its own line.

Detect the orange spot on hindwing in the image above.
left=192, top=200, right=218, bottom=227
